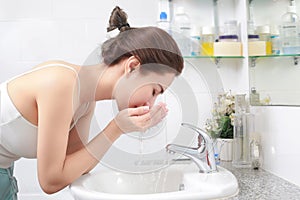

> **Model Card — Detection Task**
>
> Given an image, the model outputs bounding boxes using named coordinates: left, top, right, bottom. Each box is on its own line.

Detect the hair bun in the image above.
left=107, top=6, right=130, bottom=32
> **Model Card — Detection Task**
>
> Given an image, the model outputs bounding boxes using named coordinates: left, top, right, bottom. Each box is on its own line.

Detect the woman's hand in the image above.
left=114, top=102, right=168, bottom=133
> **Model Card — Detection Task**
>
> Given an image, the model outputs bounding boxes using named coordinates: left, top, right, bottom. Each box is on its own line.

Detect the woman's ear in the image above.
left=124, top=56, right=140, bottom=74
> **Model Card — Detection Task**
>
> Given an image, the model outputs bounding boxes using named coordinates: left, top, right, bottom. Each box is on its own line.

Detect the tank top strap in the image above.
left=4, top=62, right=81, bottom=103
left=5, top=63, right=79, bottom=84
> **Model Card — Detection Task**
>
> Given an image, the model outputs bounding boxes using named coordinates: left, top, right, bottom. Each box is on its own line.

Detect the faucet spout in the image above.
left=166, top=144, right=211, bottom=173
left=166, top=123, right=218, bottom=173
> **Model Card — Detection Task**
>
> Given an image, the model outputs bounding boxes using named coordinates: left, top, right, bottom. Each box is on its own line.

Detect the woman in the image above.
left=0, top=6, right=183, bottom=199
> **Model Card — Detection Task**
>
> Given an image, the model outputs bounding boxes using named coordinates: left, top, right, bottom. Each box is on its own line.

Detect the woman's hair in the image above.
left=101, top=6, right=184, bottom=75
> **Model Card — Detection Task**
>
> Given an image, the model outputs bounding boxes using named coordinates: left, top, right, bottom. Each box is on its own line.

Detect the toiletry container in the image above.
left=172, top=6, right=191, bottom=56
left=281, top=4, right=300, bottom=54
left=248, top=34, right=266, bottom=56
left=190, top=26, right=201, bottom=56
left=257, top=25, right=272, bottom=55
left=232, top=94, right=252, bottom=168
left=157, top=12, right=171, bottom=35
left=213, top=20, right=242, bottom=56
left=214, top=39, right=242, bottom=56
left=250, top=87, right=260, bottom=106
left=270, top=25, right=281, bottom=55
left=248, top=20, right=256, bottom=36
left=250, top=135, right=261, bottom=170
left=201, top=26, right=215, bottom=56
left=248, top=21, right=266, bottom=56
left=223, top=20, right=239, bottom=38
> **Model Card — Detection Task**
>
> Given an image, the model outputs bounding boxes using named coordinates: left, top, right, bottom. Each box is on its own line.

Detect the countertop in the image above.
left=220, top=162, right=300, bottom=200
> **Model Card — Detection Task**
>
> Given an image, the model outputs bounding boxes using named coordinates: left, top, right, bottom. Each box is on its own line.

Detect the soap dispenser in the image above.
left=250, top=87, right=260, bottom=106
left=250, top=134, right=261, bottom=170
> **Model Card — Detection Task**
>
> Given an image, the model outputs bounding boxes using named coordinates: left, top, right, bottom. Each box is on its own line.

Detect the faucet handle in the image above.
left=181, top=123, right=213, bottom=144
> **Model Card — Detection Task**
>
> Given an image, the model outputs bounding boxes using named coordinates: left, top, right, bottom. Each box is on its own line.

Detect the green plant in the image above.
left=204, top=91, right=235, bottom=139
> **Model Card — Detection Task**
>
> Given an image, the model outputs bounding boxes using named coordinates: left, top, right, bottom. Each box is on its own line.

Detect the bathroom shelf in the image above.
left=249, top=54, right=300, bottom=67
left=184, top=56, right=244, bottom=59
left=249, top=54, right=300, bottom=58
left=184, top=56, right=244, bottom=66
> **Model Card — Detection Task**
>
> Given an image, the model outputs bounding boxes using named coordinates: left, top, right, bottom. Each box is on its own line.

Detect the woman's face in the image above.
left=113, top=70, right=176, bottom=110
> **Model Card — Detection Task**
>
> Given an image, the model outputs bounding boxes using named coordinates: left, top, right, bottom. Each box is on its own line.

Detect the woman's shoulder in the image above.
left=31, top=61, right=81, bottom=98
left=33, top=60, right=80, bottom=72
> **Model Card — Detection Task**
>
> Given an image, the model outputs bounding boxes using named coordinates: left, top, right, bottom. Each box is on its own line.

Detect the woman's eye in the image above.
left=152, top=89, right=156, bottom=96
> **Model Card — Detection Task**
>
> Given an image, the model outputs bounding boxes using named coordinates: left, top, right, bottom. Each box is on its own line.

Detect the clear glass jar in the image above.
left=232, top=113, right=253, bottom=168
left=223, top=20, right=238, bottom=36
left=235, top=94, right=247, bottom=114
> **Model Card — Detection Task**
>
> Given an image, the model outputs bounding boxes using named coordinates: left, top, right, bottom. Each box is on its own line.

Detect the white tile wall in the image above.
left=1, top=0, right=300, bottom=199
left=253, top=106, right=300, bottom=187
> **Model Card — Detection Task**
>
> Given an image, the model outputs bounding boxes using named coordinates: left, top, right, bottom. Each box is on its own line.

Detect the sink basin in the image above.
left=70, top=162, right=239, bottom=200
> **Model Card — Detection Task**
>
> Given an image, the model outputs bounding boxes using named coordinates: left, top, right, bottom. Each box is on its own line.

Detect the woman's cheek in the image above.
left=129, top=93, right=149, bottom=108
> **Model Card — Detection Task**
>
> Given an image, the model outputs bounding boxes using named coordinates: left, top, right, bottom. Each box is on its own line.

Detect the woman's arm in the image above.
left=35, top=67, right=166, bottom=194
left=35, top=68, right=120, bottom=194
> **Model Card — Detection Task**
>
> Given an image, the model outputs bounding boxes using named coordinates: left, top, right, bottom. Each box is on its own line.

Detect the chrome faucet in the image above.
left=166, top=123, right=217, bottom=173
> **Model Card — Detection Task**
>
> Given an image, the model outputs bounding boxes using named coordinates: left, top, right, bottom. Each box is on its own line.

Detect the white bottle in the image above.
left=190, top=26, right=201, bottom=56
left=281, top=3, right=300, bottom=54
left=172, top=6, right=191, bottom=56
left=157, top=11, right=171, bottom=35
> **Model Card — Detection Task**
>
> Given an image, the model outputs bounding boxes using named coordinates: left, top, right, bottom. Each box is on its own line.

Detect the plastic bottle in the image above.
left=190, top=26, right=201, bottom=56
left=281, top=3, right=300, bottom=54
left=201, top=26, right=215, bottom=56
left=172, top=6, right=191, bottom=56
left=270, top=25, right=281, bottom=55
left=250, top=87, right=260, bottom=106
left=157, top=12, right=171, bottom=35
left=250, top=130, right=262, bottom=170
left=250, top=138, right=261, bottom=170
left=257, top=25, right=272, bottom=55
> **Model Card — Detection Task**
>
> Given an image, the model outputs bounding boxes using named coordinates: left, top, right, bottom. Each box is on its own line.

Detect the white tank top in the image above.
left=0, top=64, right=89, bottom=168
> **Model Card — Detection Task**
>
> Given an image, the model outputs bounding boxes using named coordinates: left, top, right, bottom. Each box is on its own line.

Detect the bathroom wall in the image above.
left=1, top=0, right=300, bottom=199
left=253, top=106, right=300, bottom=187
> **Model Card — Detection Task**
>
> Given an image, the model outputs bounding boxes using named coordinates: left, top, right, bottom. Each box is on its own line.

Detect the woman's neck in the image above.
left=94, top=63, right=124, bottom=101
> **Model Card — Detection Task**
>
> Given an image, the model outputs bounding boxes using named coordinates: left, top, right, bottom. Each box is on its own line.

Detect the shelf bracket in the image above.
left=250, top=57, right=257, bottom=67
left=294, top=56, right=299, bottom=65
left=214, top=57, right=221, bottom=67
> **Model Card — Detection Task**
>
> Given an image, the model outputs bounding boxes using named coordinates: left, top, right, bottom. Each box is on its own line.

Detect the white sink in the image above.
left=70, top=162, right=239, bottom=200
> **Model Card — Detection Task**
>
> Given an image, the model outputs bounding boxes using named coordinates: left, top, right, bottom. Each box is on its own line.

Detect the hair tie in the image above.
left=118, top=23, right=130, bottom=30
